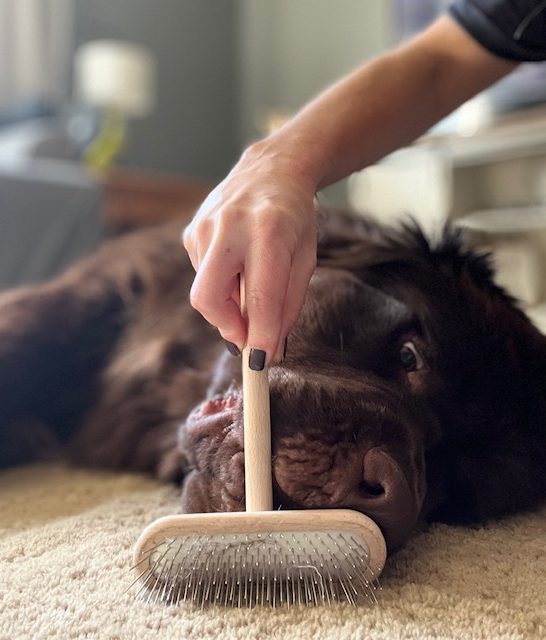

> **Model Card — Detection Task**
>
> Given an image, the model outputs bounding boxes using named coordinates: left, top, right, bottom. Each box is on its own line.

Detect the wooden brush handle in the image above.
left=240, top=276, right=273, bottom=512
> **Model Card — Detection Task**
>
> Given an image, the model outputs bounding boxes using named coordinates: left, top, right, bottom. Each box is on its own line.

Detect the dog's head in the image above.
left=178, top=212, right=546, bottom=552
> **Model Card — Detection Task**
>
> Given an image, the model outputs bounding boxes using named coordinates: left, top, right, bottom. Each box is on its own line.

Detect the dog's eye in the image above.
left=399, top=342, right=422, bottom=372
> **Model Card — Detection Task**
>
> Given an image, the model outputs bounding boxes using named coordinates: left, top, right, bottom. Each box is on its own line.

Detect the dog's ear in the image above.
left=425, top=236, right=546, bottom=525
left=425, top=428, right=546, bottom=524
left=318, top=212, right=499, bottom=290
left=329, top=213, right=546, bottom=525
left=317, top=213, right=483, bottom=283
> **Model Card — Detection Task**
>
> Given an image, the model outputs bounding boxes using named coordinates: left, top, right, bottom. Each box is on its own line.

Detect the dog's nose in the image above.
left=344, top=447, right=421, bottom=550
left=272, top=441, right=422, bottom=551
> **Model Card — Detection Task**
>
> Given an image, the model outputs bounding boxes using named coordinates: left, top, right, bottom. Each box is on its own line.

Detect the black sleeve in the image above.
left=448, top=0, right=546, bottom=61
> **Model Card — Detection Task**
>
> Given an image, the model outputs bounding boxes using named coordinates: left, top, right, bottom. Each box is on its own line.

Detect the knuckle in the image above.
left=257, top=211, right=299, bottom=249
left=182, top=218, right=212, bottom=249
left=216, top=205, right=244, bottom=232
left=239, top=140, right=266, bottom=165
left=181, top=224, right=193, bottom=249
left=196, top=217, right=214, bottom=240
left=245, top=288, right=271, bottom=314
left=252, top=203, right=282, bottom=227
left=189, top=283, right=209, bottom=314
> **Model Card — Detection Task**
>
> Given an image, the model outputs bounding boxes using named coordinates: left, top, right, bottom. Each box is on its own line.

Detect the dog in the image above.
left=1, top=208, right=545, bottom=552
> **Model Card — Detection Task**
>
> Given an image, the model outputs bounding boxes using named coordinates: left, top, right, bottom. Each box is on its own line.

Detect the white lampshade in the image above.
left=74, top=40, right=156, bottom=118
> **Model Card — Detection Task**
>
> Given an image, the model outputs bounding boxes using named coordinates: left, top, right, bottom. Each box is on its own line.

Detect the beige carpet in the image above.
left=0, top=463, right=544, bottom=640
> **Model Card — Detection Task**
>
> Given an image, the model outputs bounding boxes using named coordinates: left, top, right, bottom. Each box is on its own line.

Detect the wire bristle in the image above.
left=129, top=531, right=382, bottom=608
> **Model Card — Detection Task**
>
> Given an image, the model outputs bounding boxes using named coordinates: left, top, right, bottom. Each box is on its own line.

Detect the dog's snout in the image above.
left=349, top=447, right=422, bottom=550
left=360, top=448, right=405, bottom=500
left=272, top=441, right=422, bottom=551
left=184, top=372, right=426, bottom=551
left=327, top=447, right=422, bottom=550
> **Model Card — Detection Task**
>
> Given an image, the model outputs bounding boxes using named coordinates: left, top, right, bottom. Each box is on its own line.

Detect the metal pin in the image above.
left=130, top=529, right=381, bottom=609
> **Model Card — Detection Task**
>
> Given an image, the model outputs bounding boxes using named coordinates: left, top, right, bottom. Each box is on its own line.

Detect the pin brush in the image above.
left=130, top=278, right=386, bottom=607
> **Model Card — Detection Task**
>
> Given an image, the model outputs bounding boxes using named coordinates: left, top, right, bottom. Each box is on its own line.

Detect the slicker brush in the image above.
left=130, top=279, right=387, bottom=608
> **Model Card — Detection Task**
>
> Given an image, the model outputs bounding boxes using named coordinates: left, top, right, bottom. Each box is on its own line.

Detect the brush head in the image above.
left=131, top=509, right=386, bottom=608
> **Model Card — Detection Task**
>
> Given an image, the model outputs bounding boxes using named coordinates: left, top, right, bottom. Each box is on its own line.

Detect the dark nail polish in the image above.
left=249, top=348, right=266, bottom=371
left=283, top=336, right=288, bottom=359
left=224, top=340, right=241, bottom=357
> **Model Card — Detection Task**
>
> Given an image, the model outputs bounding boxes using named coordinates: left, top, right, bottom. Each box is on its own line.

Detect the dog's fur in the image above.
left=1, top=209, right=545, bottom=552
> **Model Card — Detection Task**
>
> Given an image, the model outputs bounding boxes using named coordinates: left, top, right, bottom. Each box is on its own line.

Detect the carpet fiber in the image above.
left=0, top=463, right=544, bottom=640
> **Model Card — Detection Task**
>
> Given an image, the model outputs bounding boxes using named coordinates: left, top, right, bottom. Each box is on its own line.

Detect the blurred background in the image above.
left=1, top=0, right=546, bottom=326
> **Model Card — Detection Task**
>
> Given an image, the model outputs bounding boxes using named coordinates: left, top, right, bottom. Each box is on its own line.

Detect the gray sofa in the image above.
left=0, top=118, right=103, bottom=291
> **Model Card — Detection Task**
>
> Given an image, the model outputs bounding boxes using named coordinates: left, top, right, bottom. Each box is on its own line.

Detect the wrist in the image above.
left=243, top=130, right=331, bottom=194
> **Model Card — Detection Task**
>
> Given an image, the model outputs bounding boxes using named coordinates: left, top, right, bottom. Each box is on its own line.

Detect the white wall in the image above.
left=73, top=1, right=395, bottom=180
left=237, top=0, right=394, bottom=145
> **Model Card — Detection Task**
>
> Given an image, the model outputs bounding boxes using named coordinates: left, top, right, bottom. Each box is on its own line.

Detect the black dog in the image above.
left=1, top=209, right=545, bottom=552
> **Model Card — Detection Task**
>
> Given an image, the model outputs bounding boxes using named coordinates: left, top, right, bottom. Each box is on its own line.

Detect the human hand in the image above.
left=182, top=138, right=318, bottom=367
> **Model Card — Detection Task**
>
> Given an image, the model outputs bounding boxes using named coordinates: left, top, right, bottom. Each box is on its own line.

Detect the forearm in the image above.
left=253, top=16, right=518, bottom=190
left=184, top=15, right=518, bottom=360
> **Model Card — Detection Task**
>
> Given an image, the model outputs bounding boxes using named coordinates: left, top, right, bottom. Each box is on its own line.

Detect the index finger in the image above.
left=243, top=239, right=292, bottom=369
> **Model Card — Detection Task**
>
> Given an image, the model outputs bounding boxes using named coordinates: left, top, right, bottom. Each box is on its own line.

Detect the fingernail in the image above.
left=224, top=340, right=241, bottom=357
left=283, top=336, right=288, bottom=359
left=249, top=348, right=266, bottom=371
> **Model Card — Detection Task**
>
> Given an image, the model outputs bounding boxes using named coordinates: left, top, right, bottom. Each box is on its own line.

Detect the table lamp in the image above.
left=74, top=40, right=156, bottom=170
